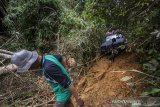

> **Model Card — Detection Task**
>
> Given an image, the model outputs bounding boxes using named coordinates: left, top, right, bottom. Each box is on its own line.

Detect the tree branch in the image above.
left=0, top=49, right=14, bottom=55
left=0, top=53, right=12, bottom=59
left=137, top=0, right=160, bottom=17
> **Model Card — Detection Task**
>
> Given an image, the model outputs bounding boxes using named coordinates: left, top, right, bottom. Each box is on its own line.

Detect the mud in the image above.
left=75, top=52, right=146, bottom=107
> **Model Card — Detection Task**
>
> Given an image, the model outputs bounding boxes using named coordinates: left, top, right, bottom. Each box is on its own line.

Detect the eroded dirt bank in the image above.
left=74, top=52, right=146, bottom=107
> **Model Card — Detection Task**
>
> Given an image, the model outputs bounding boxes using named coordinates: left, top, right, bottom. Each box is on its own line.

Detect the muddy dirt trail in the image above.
left=73, top=52, right=146, bottom=107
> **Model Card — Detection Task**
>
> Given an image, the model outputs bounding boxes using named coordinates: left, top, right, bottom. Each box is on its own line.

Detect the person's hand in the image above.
left=76, top=98, right=84, bottom=107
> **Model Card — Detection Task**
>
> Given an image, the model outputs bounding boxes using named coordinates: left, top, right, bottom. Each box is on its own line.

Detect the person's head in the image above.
left=11, top=49, right=41, bottom=72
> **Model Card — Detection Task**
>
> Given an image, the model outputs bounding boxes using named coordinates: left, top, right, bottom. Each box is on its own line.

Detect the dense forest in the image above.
left=0, top=0, right=160, bottom=106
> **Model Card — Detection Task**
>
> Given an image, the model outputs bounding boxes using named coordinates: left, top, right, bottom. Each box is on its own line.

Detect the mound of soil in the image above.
left=74, top=52, right=146, bottom=107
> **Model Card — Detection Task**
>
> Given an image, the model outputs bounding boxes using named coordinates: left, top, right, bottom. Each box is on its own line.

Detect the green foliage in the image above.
left=142, top=88, right=160, bottom=96
left=80, top=0, right=160, bottom=95
left=83, top=0, right=160, bottom=61
left=2, top=0, right=160, bottom=100
left=56, top=0, right=106, bottom=63
left=4, top=0, right=60, bottom=52
left=3, top=0, right=160, bottom=64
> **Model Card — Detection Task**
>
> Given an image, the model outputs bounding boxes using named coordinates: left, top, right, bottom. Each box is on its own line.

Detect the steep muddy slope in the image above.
left=75, top=52, right=146, bottom=107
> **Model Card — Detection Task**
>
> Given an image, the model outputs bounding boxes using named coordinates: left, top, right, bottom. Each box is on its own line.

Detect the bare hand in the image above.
left=76, top=98, right=84, bottom=107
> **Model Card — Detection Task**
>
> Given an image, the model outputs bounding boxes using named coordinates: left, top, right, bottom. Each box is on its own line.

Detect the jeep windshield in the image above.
left=106, top=34, right=123, bottom=41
